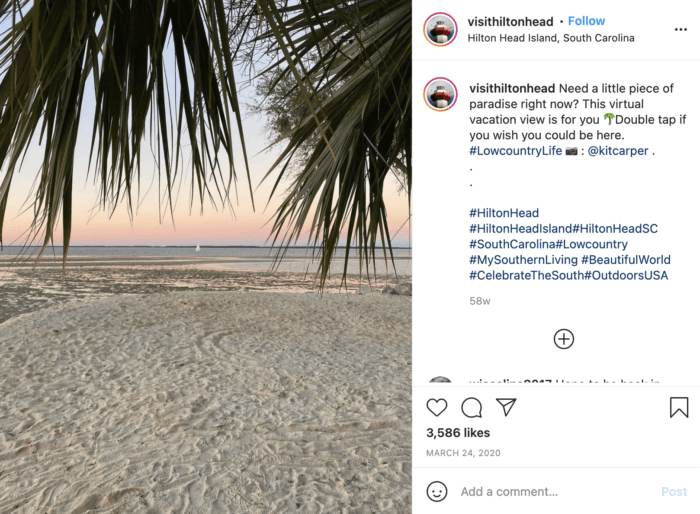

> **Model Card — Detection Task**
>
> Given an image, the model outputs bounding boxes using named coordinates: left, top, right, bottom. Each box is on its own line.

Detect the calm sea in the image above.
left=0, top=246, right=412, bottom=259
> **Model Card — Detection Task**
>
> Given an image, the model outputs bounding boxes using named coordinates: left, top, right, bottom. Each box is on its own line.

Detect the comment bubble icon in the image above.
left=461, top=397, right=483, bottom=418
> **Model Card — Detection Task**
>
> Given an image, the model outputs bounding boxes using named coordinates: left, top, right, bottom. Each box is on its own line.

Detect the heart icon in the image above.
left=427, top=398, right=448, bottom=417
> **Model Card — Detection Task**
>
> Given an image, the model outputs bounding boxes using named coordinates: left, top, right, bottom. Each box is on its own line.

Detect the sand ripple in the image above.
left=0, top=291, right=411, bottom=513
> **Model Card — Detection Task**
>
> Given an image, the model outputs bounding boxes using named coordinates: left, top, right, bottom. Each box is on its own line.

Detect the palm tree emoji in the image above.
left=604, top=113, right=615, bottom=125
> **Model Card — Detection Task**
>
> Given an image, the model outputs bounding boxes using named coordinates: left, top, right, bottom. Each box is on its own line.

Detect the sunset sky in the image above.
left=1, top=61, right=410, bottom=248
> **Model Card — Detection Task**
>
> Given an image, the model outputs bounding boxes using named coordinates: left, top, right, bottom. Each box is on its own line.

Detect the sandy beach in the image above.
left=0, top=286, right=411, bottom=513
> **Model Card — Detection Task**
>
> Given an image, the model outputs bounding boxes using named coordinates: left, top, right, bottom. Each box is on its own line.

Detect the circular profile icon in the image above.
left=424, top=13, right=457, bottom=46
left=424, top=78, right=458, bottom=112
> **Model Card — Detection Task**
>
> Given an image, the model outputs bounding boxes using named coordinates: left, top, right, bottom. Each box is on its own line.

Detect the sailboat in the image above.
left=195, top=245, right=201, bottom=252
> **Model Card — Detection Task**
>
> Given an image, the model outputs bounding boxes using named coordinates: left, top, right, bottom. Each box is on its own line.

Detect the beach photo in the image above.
left=0, top=1, right=412, bottom=512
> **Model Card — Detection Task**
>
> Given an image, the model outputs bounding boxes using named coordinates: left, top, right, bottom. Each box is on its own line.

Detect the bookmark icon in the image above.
left=670, top=397, right=689, bottom=418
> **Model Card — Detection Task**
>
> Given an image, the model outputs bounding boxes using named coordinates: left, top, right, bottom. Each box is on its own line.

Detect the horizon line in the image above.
left=1, top=245, right=413, bottom=249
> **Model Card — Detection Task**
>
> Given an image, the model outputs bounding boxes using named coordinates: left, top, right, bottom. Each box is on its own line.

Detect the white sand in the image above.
left=0, top=291, right=411, bottom=513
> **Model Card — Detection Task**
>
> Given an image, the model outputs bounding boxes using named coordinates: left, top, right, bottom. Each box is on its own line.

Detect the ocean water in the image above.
left=0, top=246, right=411, bottom=259
left=0, top=245, right=412, bottom=277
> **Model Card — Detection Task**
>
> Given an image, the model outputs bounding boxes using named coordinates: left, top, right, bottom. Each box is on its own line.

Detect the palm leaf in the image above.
left=0, top=0, right=251, bottom=265
left=251, top=0, right=412, bottom=288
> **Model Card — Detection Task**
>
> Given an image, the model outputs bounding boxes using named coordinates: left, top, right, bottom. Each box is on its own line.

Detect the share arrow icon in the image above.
left=496, top=398, right=517, bottom=417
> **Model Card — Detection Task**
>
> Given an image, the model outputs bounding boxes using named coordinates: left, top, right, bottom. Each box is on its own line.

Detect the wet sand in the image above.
left=0, top=255, right=411, bottom=325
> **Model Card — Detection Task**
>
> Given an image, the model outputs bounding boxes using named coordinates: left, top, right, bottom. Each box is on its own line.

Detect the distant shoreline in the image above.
left=1, top=245, right=412, bottom=249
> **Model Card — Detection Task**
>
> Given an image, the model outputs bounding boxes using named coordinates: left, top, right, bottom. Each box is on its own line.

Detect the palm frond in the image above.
left=252, top=0, right=412, bottom=288
left=0, top=0, right=251, bottom=264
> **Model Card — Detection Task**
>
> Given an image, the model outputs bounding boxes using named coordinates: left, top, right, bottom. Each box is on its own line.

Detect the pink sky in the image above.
left=1, top=122, right=411, bottom=248
left=0, top=46, right=410, bottom=248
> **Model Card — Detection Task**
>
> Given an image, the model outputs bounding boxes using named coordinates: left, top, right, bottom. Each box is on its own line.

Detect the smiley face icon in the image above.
left=427, top=481, right=448, bottom=502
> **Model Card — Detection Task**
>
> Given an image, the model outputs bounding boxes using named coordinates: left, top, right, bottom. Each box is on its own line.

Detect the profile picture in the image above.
left=424, top=78, right=458, bottom=112
left=424, top=13, right=458, bottom=46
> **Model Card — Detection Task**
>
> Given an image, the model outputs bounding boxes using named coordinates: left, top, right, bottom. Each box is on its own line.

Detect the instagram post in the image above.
left=2, top=0, right=699, bottom=512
